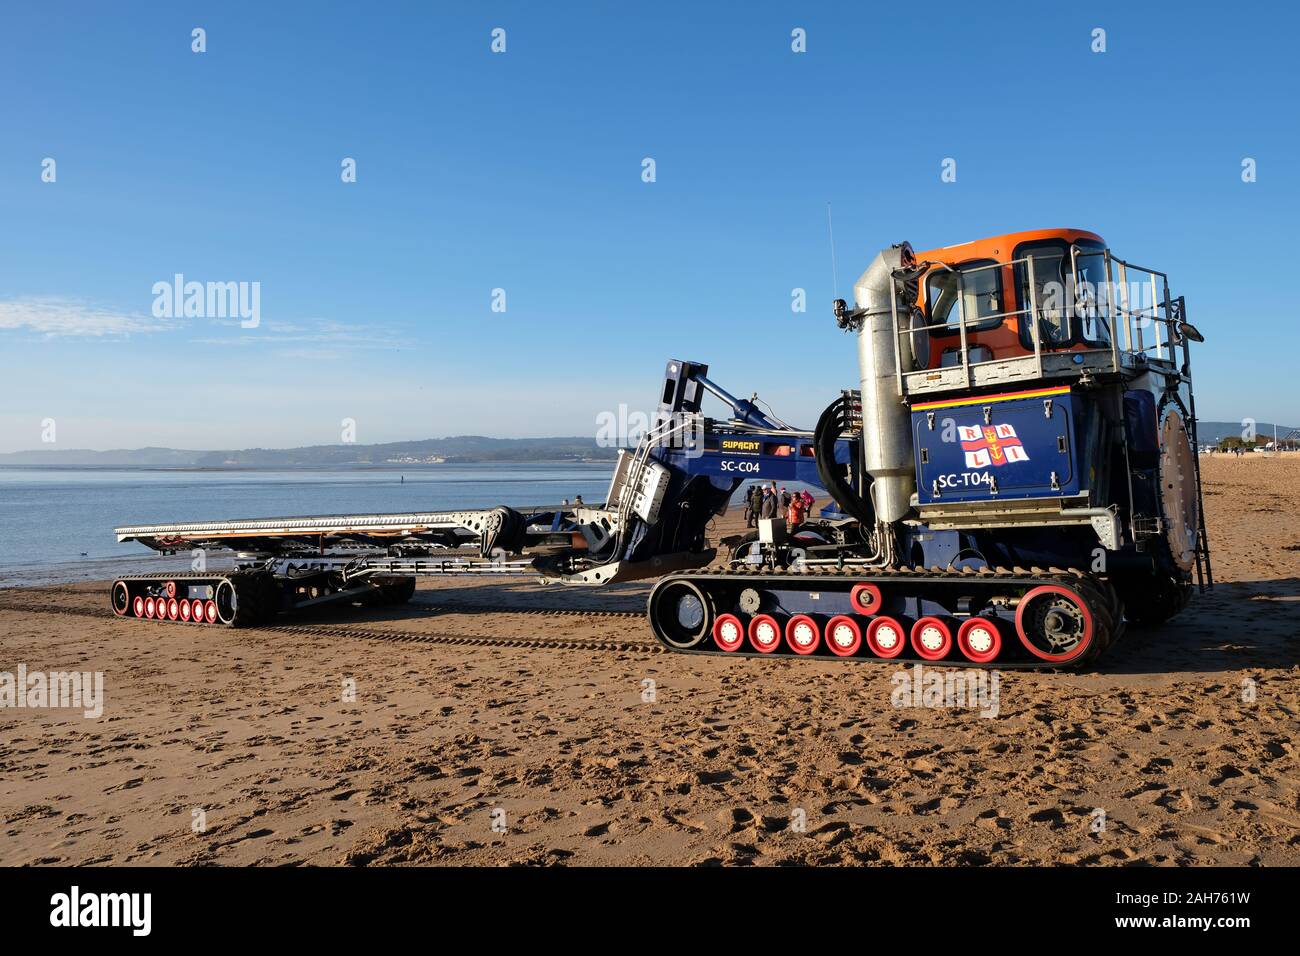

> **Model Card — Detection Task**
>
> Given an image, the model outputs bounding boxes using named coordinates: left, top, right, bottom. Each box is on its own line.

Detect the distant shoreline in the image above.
left=0, top=460, right=617, bottom=473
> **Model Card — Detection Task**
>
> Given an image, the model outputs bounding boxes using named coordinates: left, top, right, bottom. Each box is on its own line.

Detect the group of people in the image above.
left=743, top=482, right=815, bottom=529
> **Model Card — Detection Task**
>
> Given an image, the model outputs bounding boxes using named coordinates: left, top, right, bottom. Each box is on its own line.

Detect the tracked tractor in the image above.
left=646, top=228, right=1211, bottom=667
left=110, top=228, right=1209, bottom=669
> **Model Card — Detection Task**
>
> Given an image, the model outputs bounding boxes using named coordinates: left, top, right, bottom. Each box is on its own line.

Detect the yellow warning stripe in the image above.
left=912, top=385, right=1069, bottom=411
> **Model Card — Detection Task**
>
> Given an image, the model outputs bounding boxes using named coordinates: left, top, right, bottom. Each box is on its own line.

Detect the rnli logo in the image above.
left=959, top=423, right=1029, bottom=468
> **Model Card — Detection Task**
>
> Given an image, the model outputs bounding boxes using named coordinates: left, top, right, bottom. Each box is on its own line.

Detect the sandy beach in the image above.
left=1, top=454, right=1297, bottom=867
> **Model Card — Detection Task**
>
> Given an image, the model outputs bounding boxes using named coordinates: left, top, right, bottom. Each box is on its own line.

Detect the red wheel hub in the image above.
left=712, top=613, right=745, bottom=652
left=865, top=616, right=906, bottom=658
left=957, top=617, right=1002, bottom=663
left=180, top=599, right=192, bottom=622
left=825, top=615, right=862, bottom=657
left=910, top=616, right=953, bottom=661
left=1015, top=585, right=1095, bottom=663
left=784, top=615, right=820, bottom=655
left=144, top=597, right=156, bottom=619
left=747, top=614, right=782, bottom=653
left=849, top=583, right=882, bottom=616
left=167, top=598, right=180, bottom=620
left=204, top=600, right=218, bottom=624
left=133, top=596, right=145, bottom=617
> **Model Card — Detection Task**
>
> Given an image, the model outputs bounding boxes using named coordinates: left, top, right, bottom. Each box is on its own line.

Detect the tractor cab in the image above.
left=898, top=228, right=1185, bottom=396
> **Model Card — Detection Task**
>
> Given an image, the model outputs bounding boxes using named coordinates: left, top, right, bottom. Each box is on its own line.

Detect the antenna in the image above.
left=826, top=202, right=840, bottom=301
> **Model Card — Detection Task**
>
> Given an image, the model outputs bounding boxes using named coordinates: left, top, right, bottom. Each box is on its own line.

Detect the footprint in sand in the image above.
left=1210, top=764, right=1246, bottom=786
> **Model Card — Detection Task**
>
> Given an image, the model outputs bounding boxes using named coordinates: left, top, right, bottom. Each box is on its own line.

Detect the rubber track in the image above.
left=99, top=572, right=646, bottom=621
left=0, top=599, right=641, bottom=621
left=648, top=563, right=1126, bottom=670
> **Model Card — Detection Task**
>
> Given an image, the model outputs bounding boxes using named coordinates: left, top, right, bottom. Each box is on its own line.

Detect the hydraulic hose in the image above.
left=813, top=395, right=875, bottom=530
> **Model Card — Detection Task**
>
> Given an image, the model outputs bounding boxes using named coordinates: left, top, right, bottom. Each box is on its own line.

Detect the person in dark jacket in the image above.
left=745, top=484, right=762, bottom=527
left=759, top=487, right=778, bottom=519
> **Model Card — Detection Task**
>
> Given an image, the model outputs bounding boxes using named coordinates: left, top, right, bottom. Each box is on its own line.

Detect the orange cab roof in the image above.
left=912, top=228, right=1105, bottom=265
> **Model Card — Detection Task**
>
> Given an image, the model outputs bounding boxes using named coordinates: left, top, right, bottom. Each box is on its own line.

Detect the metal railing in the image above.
left=888, top=246, right=1180, bottom=395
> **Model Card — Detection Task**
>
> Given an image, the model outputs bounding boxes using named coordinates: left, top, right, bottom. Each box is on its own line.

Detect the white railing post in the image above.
left=1150, top=273, right=1163, bottom=361
left=1162, top=277, right=1174, bottom=366
left=956, top=270, right=970, bottom=385
left=1026, top=256, right=1042, bottom=377
left=1117, top=261, right=1135, bottom=353
left=1069, top=244, right=1080, bottom=344
left=1104, top=251, right=1121, bottom=372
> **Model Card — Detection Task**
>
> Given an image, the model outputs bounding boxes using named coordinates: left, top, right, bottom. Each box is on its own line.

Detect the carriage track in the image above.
left=0, top=598, right=661, bottom=655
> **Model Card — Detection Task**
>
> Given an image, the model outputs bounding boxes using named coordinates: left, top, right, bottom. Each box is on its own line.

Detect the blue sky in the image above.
left=1, top=1, right=1296, bottom=452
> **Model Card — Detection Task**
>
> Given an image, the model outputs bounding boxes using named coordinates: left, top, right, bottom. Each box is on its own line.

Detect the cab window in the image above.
left=1073, top=245, right=1111, bottom=346
left=1014, top=243, right=1070, bottom=348
left=1014, top=240, right=1111, bottom=349
left=925, top=261, right=1002, bottom=335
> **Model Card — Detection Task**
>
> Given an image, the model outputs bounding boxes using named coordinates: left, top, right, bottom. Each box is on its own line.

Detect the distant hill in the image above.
left=1194, top=422, right=1297, bottom=445
left=4, top=423, right=1294, bottom=467
left=0, top=436, right=620, bottom=467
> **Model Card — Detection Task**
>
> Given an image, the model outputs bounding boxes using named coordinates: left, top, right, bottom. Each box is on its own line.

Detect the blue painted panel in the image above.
left=914, top=392, right=1077, bottom=503
left=659, top=429, right=847, bottom=487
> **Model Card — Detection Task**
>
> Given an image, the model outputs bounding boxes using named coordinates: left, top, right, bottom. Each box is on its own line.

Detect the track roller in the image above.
left=824, top=615, right=862, bottom=657
left=713, top=613, right=746, bottom=652
left=865, top=616, right=906, bottom=658
left=850, top=583, right=882, bottom=616
left=785, top=615, right=821, bottom=655
left=747, top=614, right=783, bottom=653
left=910, top=616, right=953, bottom=661
left=956, top=617, right=1002, bottom=663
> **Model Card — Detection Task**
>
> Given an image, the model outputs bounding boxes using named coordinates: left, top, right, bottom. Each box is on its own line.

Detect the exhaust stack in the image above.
left=852, top=243, right=917, bottom=524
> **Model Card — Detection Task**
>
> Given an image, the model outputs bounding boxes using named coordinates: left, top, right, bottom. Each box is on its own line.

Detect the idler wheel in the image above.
left=1015, top=585, right=1095, bottom=664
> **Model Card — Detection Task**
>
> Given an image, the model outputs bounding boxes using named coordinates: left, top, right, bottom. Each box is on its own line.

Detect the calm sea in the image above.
left=0, top=463, right=617, bottom=586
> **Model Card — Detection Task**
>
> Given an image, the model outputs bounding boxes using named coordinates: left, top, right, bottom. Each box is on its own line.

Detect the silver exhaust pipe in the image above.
left=852, top=243, right=917, bottom=524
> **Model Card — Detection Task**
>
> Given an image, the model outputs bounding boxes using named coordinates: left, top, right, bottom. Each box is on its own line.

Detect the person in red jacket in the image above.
left=787, top=491, right=808, bottom=529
